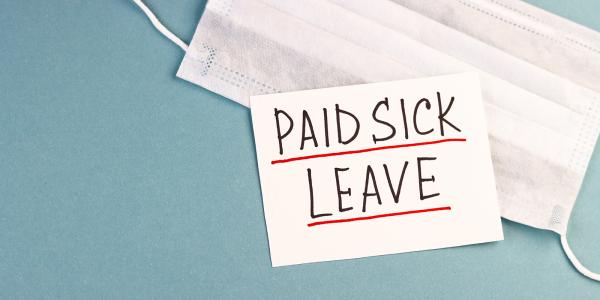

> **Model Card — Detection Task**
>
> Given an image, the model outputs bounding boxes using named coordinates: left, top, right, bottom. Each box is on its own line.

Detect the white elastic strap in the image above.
left=560, top=233, right=600, bottom=281
left=132, top=0, right=189, bottom=51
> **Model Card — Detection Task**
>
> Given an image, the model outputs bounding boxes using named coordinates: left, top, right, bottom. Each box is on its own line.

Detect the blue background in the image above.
left=1, top=0, right=599, bottom=299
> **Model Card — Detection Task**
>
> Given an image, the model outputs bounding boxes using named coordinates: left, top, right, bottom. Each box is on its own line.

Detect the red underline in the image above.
left=271, top=138, right=466, bottom=165
left=307, top=206, right=452, bottom=227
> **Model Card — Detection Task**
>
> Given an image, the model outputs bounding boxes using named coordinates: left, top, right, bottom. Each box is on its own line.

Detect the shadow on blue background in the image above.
left=1, top=0, right=599, bottom=299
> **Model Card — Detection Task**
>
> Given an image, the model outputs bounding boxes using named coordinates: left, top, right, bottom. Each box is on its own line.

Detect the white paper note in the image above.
left=250, top=73, right=503, bottom=267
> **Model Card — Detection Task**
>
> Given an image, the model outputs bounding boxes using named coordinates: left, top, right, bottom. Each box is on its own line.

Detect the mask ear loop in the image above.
left=132, top=0, right=189, bottom=51
left=561, top=233, right=600, bottom=281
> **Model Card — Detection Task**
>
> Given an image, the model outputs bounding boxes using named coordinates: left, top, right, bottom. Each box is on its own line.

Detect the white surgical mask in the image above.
left=132, top=0, right=600, bottom=280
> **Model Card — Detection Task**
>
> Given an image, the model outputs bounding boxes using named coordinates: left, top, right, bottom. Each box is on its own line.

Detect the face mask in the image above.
left=132, top=0, right=600, bottom=280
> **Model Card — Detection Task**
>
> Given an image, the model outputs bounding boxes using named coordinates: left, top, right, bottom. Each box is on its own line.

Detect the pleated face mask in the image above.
left=132, top=0, right=600, bottom=280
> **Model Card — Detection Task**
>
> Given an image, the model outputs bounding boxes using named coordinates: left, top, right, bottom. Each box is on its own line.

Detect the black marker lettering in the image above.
left=362, top=165, right=382, bottom=212
left=384, top=162, right=409, bottom=203
left=300, top=110, right=318, bottom=150
left=417, top=157, right=440, bottom=200
left=437, top=92, right=461, bottom=136
left=334, top=167, right=353, bottom=213
left=400, top=98, right=409, bottom=139
left=413, top=98, right=434, bottom=135
left=323, top=108, right=330, bottom=147
left=336, top=104, right=360, bottom=145
left=372, top=97, right=396, bottom=144
left=307, top=168, right=332, bottom=219
left=274, top=108, right=293, bottom=155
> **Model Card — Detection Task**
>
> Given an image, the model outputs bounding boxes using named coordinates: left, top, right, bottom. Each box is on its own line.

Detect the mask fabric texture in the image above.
left=392, top=0, right=600, bottom=93
left=131, top=0, right=600, bottom=280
